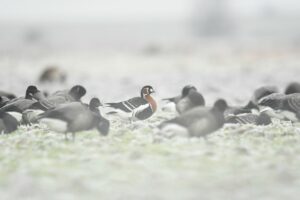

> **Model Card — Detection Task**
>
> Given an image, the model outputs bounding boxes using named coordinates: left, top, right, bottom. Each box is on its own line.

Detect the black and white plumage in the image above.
left=106, top=85, right=157, bottom=121
left=163, top=85, right=205, bottom=114
left=225, top=113, right=272, bottom=125
left=159, top=99, right=227, bottom=137
left=0, top=112, right=19, bottom=134
left=38, top=98, right=109, bottom=140
left=285, top=82, right=300, bottom=95
left=224, top=101, right=258, bottom=118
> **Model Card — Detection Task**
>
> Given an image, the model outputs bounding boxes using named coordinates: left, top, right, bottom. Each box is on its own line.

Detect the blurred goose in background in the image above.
left=42, top=85, right=86, bottom=106
left=0, top=91, right=16, bottom=100
left=225, top=112, right=272, bottom=125
left=285, top=82, right=300, bottom=94
left=38, top=98, right=110, bottom=140
left=106, top=85, right=157, bottom=121
left=0, top=112, right=19, bottom=134
left=163, top=85, right=205, bottom=114
left=39, top=66, right=66, bottom=83
left=258, top=93, right=300, bottom=122
left=159, top=99, right=227, bottom=137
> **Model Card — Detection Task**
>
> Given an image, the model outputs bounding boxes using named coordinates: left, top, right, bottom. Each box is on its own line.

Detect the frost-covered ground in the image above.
left=1, top=42, right=300, bottom=200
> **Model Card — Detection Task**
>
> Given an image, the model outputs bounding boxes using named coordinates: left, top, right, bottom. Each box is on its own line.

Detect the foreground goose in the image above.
left=38, top=98, right=110, bottom=140
left=106, top=85, right=157, bottom=121
left=159, top=99, right=227, bottom=137
left=163, top=85, right=205, bottom=114
left=0, top=112, right=19, bottom=134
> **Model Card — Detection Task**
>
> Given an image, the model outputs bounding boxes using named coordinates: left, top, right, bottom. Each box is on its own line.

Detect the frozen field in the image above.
left=1, top=42, right=300, bottom=200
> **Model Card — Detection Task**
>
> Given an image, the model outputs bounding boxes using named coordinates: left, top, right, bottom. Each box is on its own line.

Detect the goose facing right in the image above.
left=160, top=99, right=227, bottom=137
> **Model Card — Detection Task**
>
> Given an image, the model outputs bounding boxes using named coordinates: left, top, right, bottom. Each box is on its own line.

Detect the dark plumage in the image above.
left=0, top=112, right=19, bottom=134
left=258, top=93, right=300, bottom=121
left=163, top=85, right=205, bottom=114
left=224, top=101, right=258, bottom=118
left=160, top=99, right=227, bottom=137
left=0, top=86, right=46, bottom=113
left=38, top=98, right=109, bottom=140
left=0, top=91, right=16, bottom=100
left=226, top=113, right=272, bottom=125
left=36, top=85, right=87, bottom=108
left=251, top=86, right=279, bottom=104
left=285, top=82, right=300, bottom=95
left=258, top=93, right=286, bottom=110
left=106, top=85, right=157, bottom=121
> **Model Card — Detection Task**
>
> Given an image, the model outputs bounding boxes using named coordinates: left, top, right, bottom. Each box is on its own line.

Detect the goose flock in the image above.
left=1, top=80, right=300, bottom=140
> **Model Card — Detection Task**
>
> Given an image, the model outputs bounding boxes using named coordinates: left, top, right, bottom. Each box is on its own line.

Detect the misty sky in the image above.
left=0, top=0, right=299, bottom=23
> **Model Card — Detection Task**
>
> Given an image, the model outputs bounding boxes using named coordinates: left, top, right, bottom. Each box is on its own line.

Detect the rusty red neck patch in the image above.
left=145, top=95, right=157, bottom=112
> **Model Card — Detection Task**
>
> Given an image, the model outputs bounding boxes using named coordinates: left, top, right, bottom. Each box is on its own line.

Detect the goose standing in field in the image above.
left=163, top=85, right=205, bottom=114
left=106, top=85, right=157, bottom=121
left=0, top=112, right=19, bottom=134
left=159, top=99, right=227, bottom=137
left=38, top=98, right=110, bottom=140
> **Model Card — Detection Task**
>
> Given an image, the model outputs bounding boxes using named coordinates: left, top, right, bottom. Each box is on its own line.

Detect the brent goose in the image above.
left=159, top=99, right=227, bottom=137
left=38, top=98, right=109, bottom=140
left=163, top=85, right=205, bottom=114
left=285, top=82, right=300, bottom=95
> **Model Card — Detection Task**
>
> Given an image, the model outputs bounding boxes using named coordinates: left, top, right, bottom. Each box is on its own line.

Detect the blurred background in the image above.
left=0, top=0, right=300, bottom=103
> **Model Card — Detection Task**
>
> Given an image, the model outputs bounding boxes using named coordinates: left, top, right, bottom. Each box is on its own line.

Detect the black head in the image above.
left=182, top=85, right=197, bottom=97
left=140, top=85, right=155, bottom=98
left=285, top=82, right=300, bottom=95
left=253, top=86, right=278, bottom=103
left=25, top=85, right=39, bottom=99
left=89, top=98, right=102, bottom=110
left=213, top=99, right=228, bottom=113
left=69, top=85, right=86, bottom=100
